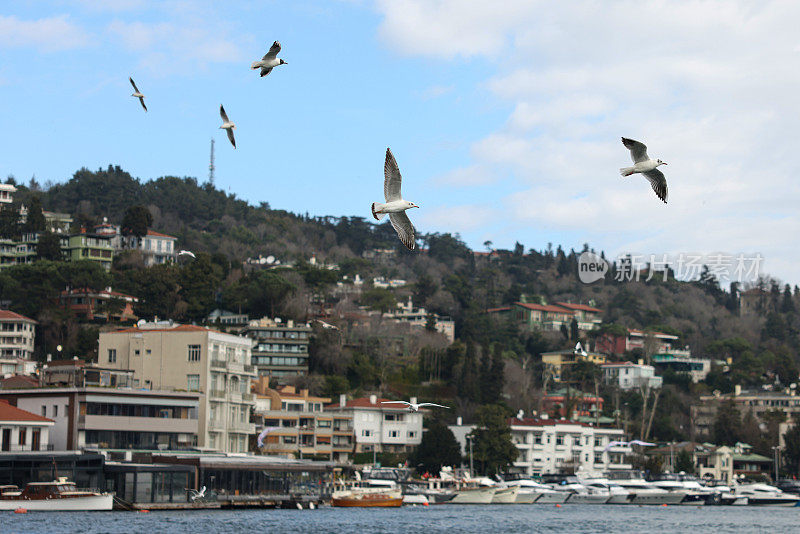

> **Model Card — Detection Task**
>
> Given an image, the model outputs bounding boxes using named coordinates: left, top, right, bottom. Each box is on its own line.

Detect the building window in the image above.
left=187, top=374, right=200, bottom=391
left=534, top=433, right=542, bottom=445
left=361, top=430, right=372, bottom=437
left=407, top=431, right=417, bottom=439
left=53, top=405, right=58, bottom=417
left=388, top=430, right=399, bottom=438
left=108, top=349, right=117, bottom=363
left=41, top=406, right=46, bottom=417
left=188, top=344, right=201, bottom=362
left=19, top=428, right=26, bottom=446
left=556, top=435, right=564, bottom=446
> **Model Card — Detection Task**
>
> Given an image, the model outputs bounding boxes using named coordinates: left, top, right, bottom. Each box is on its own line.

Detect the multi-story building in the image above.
left=0, top=387, right=199, bottom=450
left=541, top=349, right=607, bottom=381
left=383, top=297, right=455, bottom=343
left=98, top=322, right=256, bottom=453
left=241, top=317, right=311, bottom=380
left=59, top=287, right=139, bottom=323
left=95, top=222, right=177, bottom=267
left=251, top=379, right=354, bottom=461
left=651, top=352, right=711, bottom=382
left=601, top=361, right=663, bottom=390
left=326, top=395, right=423, bottom=454
left=0, top=184, right=16, bottom=205
left=541, top=388, right=604, bottom=418
left=487, top=300, right=603, bottom=333
left=449, top=416, right=631, bottom=476
left=692, top=386, right=800, bottom=438
left=0, top=234, right=38, bottom=268
left=60, top=231, right=114, bottom=270
left=0, top=398, right=53, bottom=452
left=647, top=442, right=734, bottom=482
left=595, top=328, right=679, bottom=356
left=0, top=309, right=37, bottom=363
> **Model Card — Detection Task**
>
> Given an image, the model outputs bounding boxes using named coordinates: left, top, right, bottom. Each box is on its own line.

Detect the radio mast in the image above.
left=208, top=138, right=216, bottom=185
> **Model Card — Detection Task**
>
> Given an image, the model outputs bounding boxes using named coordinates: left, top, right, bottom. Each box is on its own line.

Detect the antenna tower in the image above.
left=208, top=138, right=216, bottom=185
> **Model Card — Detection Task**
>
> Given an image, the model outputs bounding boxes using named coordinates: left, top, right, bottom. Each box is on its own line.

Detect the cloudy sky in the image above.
left=2, top=1, right=799, bottom=283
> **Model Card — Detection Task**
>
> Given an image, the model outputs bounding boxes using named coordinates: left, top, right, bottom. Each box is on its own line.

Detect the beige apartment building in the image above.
left=98, top=322, right=256, bottom=453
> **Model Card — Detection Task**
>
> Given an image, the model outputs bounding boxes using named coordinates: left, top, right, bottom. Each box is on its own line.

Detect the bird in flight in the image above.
left=219, top=105, right=236, bottom=148
left=381, top=400, right=450, bottom=412
left=177, top=250, right=196, bottom=259
left=574, top=342, right=588, bottom=357
left=371, top=148, right=418, bottom=250
left=620, top=137, right=668, bottom=203
left=251, top=41, right=287, bottom=77
left=129, top=77, right=147, bottom=112
left=604, top=439, right=656, bottom=451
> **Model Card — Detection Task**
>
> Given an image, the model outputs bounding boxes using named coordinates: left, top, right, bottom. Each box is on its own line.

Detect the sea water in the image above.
left=2, top=504, right=799, bottom=534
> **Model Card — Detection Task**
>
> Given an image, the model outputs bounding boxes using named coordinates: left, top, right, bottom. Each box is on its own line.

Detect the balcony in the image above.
left=211, top=359, right=226, bottom=369
left=210, top=389, right=226, bottom=399
left=243, top=364, right=255, bottom=374
left=242, top=392, right=255, bottom=402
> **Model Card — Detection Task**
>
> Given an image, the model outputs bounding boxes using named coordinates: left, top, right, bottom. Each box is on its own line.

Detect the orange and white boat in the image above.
left=331, top=487, right=403, bottom=507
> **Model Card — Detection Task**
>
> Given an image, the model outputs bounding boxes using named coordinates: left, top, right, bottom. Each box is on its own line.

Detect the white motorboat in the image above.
left=491, top=485, right=520, bottom=504
left=606, top=471, right=686, bottom=505
left=0, top=479, right=113, bottom=511
left=581, top=479, right=631, bottom=504
left=506, top=479, right=569, bottom=504
left=450, top=485, right=497, bottom=504
left=734, top=483, right=800, bottom=506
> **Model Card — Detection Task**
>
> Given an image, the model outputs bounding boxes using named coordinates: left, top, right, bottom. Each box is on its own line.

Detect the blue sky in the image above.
left=2, top=1, right=800, bottom=284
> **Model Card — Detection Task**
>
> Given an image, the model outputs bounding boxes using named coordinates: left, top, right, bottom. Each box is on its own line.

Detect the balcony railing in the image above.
left=242, top=392, right=255, bottom=402
left=210, top=359, right=226, bottom=369
left=210, top=389, right=226, bottom=398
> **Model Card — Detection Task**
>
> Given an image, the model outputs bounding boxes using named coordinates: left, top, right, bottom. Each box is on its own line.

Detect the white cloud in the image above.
left=107, top=19, right=245, bottom=74
left=0, top=15, right=89, bottom=52
left=375, top=1, right=800, bottom=282
left=418, top=203, right=497, bottom=233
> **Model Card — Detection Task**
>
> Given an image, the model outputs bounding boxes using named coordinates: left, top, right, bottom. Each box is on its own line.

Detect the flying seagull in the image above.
left=129, top=77, right=147, bottom=112
left=251, top=41, right=287, bottom=77
left=620, top=137, right=668, bottom=203
left=604, top=439, right=656, bottom=451
left=177, top=250, right=196, bottom=259
left=371, top=148, right=418, bottom=250
left=380, top=400, right=450, bottom=412
left=219, top=105, right=236, bottom=148
left=574, top=342, right=588, bottom=357
left=257, top=426, right=280, bottom=448
left=189, top=486, right=206, bottom=502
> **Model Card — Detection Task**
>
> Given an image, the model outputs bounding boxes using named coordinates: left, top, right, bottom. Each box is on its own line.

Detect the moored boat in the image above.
left=331, top=487, right=403, bottom=507
left=450, top=486, right=496, bottom=504
left=491, top=485, right=519, bottom=504
left=734, top=483, right=800, bottom=506
left=0, top=478, right=113, bottom=511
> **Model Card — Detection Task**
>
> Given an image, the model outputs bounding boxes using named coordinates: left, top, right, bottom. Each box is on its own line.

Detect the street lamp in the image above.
left=466, top=435, right=474, bottom=477
left=772, top=446, right=783, bottom=482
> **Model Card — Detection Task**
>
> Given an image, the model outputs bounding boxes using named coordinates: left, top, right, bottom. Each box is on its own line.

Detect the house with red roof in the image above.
left=0, top=398, right=54, bottom=451
left=60, top=287, right=139, bottom=323
left=325, top=394, right=423, bottom=454
left=94, top=222, right=177, bottom=266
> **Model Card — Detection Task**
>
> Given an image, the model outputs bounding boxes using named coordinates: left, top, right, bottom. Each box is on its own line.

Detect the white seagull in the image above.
left=574, top=342, right=588, bottom=357
left=129, top=77, right=147, bottom=112
left=177, top=250, right=196, bottom=259
left=251, top=41, right=287, bottom=77
left=371, top=148, right=418, bottom=250
left=380, top=400, right=450, bottom=412
left=604, top=439, right=656, bottom=451
left=189, top=486, right=206, bottom=501
left=219, top=105, right=236, bottom=148
left=620, top=137, right=668, bottom=203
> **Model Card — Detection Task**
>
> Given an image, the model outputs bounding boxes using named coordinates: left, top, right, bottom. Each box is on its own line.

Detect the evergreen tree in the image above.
left=24, top=196, right=46, bottom=233
left=782, top=284, right=795, bottom=313
left=712, top=400, right=742, bottom=445
left=675, top=450, right=695, bottom=474
left=411, top=421, right=463, bottom=475
left=121, top=205, right=153, bottom=240
left=783, top=423, right=800, bottom=476
left=470, top=404, right=517, bottom=475
left=36, top=231, right=63, bottom=260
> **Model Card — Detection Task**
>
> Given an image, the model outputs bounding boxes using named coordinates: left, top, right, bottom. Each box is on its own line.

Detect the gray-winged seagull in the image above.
left=380, top=400, right=450, bottom=412
left=129, top=77, right=147, bottom=112
left=219, top=105, right=236, bottom=148
left=371, top=148, right=418, bottom=250
left=620, top=137, right=668, bottom=203
left=251, top=41, right=287, bottom=77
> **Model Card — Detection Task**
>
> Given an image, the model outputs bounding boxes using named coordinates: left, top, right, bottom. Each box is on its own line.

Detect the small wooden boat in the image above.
left=331, top=488, right=403, bottom=507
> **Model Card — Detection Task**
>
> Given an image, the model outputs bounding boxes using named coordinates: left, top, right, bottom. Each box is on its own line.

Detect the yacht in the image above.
left=449, top=485, right=497, bottom=504
left=606, top=470, right=686, bottom=505
left=581, top=478, right=632, bottom=504
left=542, top=475, right=609, bottom=504
left=505, top=479, right=569, bottom=504
left=733, top=483, right=800, bottom=506
left=0, top=478, right=113, bottom=511
left=649, top=473, right=716, bottom=505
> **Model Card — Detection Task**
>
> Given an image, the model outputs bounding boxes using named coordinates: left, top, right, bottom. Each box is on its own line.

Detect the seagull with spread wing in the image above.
left=380, top=400, right=450, bottom=413
left=371, top=148, right=418, bottom=250
left=620, top=137, right=668, bottom=203
left=604, top=439, right=656, bottom=451
left=251, top=41, right=287, bottom=77
left=129, top=77, right=147, bottom=112
left=219, top=105, right=236, bottom=148
left=177, top=250, right=196, bottom=259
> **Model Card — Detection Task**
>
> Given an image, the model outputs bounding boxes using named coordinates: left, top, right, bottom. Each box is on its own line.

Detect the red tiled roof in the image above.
left=326, top=397, right=403, bottom=409
left=486, top=307, right=512, bottom=313
left=0, top=399, right=53, bottom=423
left=628, top=328, right=678, bottom=339
left=146, top=230, right=176, bottom=239
left=0, top=375, right=40, bottom=389
left=515, top=302, right=574, bottom=314
left=0, top=310, right=36, bottom=323
left=555, top=302, right=603, bottom=313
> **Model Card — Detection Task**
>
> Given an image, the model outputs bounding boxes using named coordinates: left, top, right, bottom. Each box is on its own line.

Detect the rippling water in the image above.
left=2, top=504, right=799, bottom=534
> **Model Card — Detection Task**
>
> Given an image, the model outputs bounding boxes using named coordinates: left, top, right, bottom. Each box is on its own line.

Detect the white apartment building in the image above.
left=94, top=222, right=177, bottom=266
left=601, top=361, right=663, bottom=390
left=0, top=309, right=37, bottom=363
left=326, top=395, right=423, bottom=453
left=450, top=417, right=631, bottom=476
left=384, top=297, right=455, bottom=343
left=98, top=322, right=256, bottom=453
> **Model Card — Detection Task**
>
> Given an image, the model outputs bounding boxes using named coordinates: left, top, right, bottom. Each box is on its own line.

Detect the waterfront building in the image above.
left=646, top=442, right=734, bottom=482
left=0, top=399, right=54, bottom=451
left=325, top=394, right=423, bottom=454
left=449, top=416, right=630, bottom=476
left=241, top=317, right=311, bottom=381
left=251, top=379, right=354, bottom=461
left=99, top=322, right=256, bottom=453
left=0, top=309, right=37, bottom=362
left=0, top=387, right=200, bottom=450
